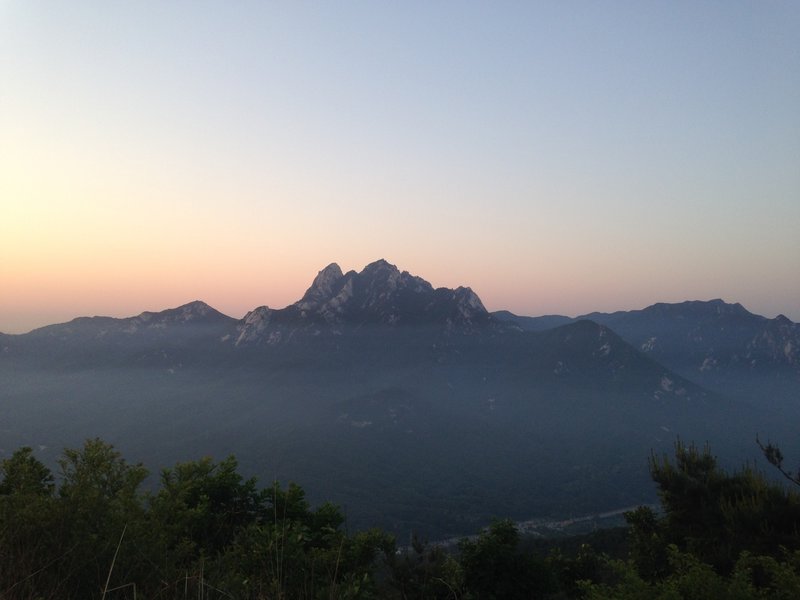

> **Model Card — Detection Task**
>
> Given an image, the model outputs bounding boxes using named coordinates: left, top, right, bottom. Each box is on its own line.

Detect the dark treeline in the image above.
left=1, top=439, right=800, bottom=599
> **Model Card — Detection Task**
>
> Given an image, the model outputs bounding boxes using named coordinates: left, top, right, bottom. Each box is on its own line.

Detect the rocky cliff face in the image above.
left=234, top=259, right=490, bottom=345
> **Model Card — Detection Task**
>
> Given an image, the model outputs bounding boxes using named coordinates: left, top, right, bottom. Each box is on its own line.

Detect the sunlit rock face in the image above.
left=265, top=259, right=490, bottom=331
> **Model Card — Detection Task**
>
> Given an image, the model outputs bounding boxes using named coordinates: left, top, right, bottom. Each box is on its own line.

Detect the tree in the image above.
left=0, top=447, right=59, bottom=597
left=0, top=446, right=54, bottom=496
left=629, top=441, right=800, bottom=575
left=217, top=481, right=395, bottom=599
left=56, top=438, right=148, bottom=598
left=387, top=534, right=463, bottom=599
left=757, top=436, right=800, bottom=487
left=579, top=545, right=800, bottom=599
left=624, top=505, right=668, bottom=582
left=149, top=455, right=263, bottom=560
left=0, top=439, right=400, bottom=599
left=458, top=519, right=554, bottom=599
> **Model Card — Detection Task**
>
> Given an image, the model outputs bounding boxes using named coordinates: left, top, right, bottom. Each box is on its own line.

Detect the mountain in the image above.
left=4, top=300, right=237, bottom=369
left=235, top=259, right=489, bottom=346
left=495, top=300, right=800, bottom=404
left=13, top=300, right=236, bottom=347
left=0, top=263, right=786, bottom=538
left=492, top=310, right=573, bottom=332
left=578, top=300, right=800, bottom=403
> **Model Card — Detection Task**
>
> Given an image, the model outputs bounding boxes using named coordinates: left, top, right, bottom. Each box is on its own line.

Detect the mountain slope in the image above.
left=492, top=310, right=573, bottom=332
left=234, top=259, right=489, bottom=346
left=4, top=301, right=237, bottom=369
left=495, top=300, right=800, bottom=403
left=579, top=300, right=800, bottom=402
left=0, top=263, right=783, bottom=538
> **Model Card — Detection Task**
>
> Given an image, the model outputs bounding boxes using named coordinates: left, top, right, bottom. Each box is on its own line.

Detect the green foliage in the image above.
left=0, top=447, right=59, bottom=599
left=148, top=454, right=262, bottom=563
left=56, top=438, right=148, bottom=598
left=0, top=446, right=54, bottom=496
left=0, top=439, right=402, bottom=599
left=2, top=438, right=800, bottom=598
left=757, top=436, right=800, bottom=487
left=524, top=526, right=630, bottom=560
left=624, top=505, right=669, bottom=581
left=458, top=519, right=555, bottom=599
left=214, top=485, right=394, bottom=599
left=545, top=542, right=619, bottom=598
left=637, top=442, right=800, bottom=574
left=559, top=441, right=800, bottom=599
left=579, top=545, right=800, bottom=599
left=730, top=550, right=800, bottom=598
left=388, top=534, right=464, bottom=599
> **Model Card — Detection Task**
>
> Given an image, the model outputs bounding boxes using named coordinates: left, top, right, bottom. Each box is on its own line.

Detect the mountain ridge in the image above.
left=8, top=265, right=795, bottom=338
left=494, top=298, right=799, bottom=400
left=1, top=261, right=795, bottom=537
left=5, top=262, right=796, bottom=398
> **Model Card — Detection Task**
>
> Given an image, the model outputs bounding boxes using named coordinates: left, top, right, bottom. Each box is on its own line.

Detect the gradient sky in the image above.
left=1, top=2, right=799, bottom=333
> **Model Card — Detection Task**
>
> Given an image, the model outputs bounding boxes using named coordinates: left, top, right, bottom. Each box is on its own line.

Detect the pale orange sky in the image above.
left=2, top=3, right=799, bottom=333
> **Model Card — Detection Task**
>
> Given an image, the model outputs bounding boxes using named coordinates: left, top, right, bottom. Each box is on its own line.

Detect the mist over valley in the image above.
left=2, top=259, right=797, bottom=539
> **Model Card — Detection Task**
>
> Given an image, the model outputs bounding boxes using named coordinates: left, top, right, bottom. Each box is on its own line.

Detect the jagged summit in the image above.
left=236, top=306, right=273, bottom=345
left=361, top=258, right=397, bottom=274
left=295, top=260, right=413, bottom=314
left=293, top=259, right=435, bottom=321
left=291, top=259, right=486, bottom=326
left=234, top=260, right=490, bottom=344
left=297, top=263, right=345, bottom=310
left=453, top=286, right=485, bottom=309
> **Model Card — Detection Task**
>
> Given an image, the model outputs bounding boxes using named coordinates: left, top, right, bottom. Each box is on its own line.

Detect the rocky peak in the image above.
left=453, top=287, right=487, bottom=319
left=283, top=260, right=488, bottom=328
left=135, top=301, right=231, bottom=326
left=176, top=300, right=215, bottom=318
left=361, top=258, right=398, bottom=275
left=297, top=263, right=345, bottom=310
left=315, top=263, right=345, bottom=289
left=708, top=300, right=751, bottom=318
left=236, top=306, right=272, bottom=345
left=359, top=259, right=402, bottom=289
left=357, top=259, right=405, bottom=300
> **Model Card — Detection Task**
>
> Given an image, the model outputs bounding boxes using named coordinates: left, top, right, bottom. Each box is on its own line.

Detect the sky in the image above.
left=1, top=1, right=799, bottom=333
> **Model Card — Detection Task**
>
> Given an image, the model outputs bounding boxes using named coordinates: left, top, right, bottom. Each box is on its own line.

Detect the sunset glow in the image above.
left=2, top=2, right=798, bottom=333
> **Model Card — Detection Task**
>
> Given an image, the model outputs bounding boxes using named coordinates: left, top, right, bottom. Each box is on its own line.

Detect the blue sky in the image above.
left=1, top=2, right=798, bottom=332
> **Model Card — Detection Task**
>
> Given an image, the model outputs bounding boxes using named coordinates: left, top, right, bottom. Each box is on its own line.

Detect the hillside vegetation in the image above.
left=2, top=439, right=800, bottom=599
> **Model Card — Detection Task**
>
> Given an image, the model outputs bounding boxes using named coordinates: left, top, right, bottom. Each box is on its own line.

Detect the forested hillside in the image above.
left=2, top=438, right=800, bottom=599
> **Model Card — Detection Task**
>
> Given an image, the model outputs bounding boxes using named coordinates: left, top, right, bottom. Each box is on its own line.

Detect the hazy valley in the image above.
left=2, top=259, right=798, bottom=540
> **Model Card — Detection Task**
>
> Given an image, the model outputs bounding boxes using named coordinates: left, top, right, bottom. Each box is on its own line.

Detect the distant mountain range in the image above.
left=1, top=259, right=798, bottom=538
left=494, top=299, right=800, bottom=402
